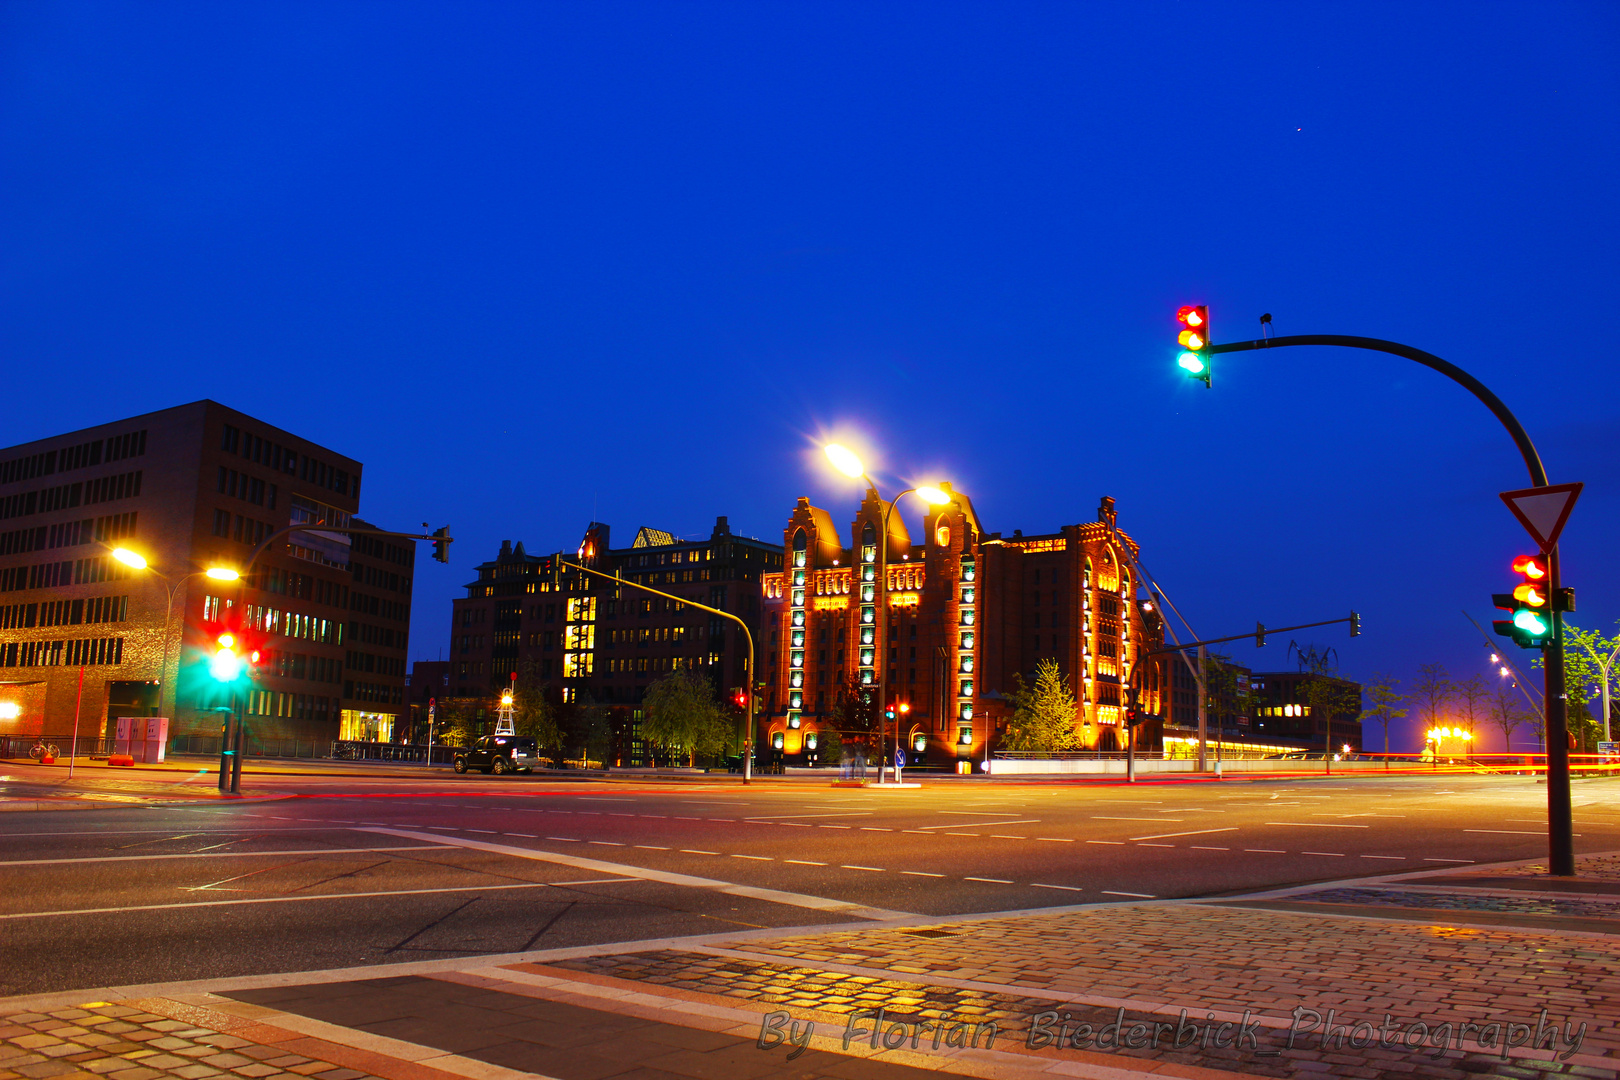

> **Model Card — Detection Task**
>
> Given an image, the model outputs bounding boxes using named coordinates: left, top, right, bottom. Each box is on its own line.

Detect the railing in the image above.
left=0, top=735, right=117, bottom=760
left=330, top=740, right=458, bottom=765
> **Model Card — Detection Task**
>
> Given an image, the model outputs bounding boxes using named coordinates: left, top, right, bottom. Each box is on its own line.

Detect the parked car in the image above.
left=453, top=736, right=537, bottom=775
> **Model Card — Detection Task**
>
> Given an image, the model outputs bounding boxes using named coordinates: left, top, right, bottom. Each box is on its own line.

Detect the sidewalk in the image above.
left=4, top=855, right=1617, bottom=1080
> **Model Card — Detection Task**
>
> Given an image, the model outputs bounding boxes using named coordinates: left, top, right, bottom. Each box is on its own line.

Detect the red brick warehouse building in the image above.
left=760, top=493, right=1166, bottom=767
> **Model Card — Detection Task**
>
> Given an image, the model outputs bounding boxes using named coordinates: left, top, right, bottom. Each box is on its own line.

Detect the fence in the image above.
left=0, top=735, right=116, bottom=760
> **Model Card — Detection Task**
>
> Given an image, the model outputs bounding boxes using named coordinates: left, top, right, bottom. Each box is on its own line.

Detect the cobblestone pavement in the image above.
left=536, top=894, right=1620, bottom=1080
left=1472, top=854, right=1620, bottom=882
left=0, top=999, right=429, bottom=1080
left=1287, top=886, right=1620, bottom=919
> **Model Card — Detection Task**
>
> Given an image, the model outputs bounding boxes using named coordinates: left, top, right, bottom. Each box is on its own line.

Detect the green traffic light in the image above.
left=1512, top=609, right=1548, bottom=636
left=1177, top=351, right=1207, bottom=375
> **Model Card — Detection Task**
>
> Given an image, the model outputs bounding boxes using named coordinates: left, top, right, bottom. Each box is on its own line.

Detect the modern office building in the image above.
left=1250, top=670, right=1364, bottom=754
left=758, top=492, right=1168, bottom=767
left=447, top=516, right=780, bottom=763
left=0, top=401, right=412, bottom=749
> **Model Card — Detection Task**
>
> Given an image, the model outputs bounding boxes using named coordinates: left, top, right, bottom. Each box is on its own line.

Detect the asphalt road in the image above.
left=3, top=769, right=1618, bottom=998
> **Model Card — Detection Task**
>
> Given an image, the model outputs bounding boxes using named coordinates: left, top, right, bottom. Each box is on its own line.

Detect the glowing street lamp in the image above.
left=114, top=549, right=243, bottom=720
left=820, top=442, right=957, bottom=782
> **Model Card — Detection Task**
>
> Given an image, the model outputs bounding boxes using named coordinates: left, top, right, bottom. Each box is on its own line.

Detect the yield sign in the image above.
left=1500, top=482, right=1583, bottom=553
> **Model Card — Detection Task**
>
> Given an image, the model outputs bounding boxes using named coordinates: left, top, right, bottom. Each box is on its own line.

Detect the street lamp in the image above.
left=822, top=444, right=953, bottom=782
left=112, top=547, right=240, bottom=724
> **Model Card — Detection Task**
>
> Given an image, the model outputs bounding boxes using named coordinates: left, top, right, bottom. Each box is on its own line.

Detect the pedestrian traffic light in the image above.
left=1492, top=554, right=1552, bottom=648
left=1176, top=305, right=1211, bottom=388
left=431, top=526, right=451, bottom=564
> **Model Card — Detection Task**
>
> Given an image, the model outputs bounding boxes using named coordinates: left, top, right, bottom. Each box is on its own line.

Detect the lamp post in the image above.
left=823, top=445, right=950, bottom=782
left=112, top=548, right=240, bottom=724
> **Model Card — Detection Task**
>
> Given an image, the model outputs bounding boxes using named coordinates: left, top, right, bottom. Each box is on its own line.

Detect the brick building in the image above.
left=0, top=401, right=412, bottom=748
left=759, top=492, right=1167, bottom=767
left=447, top=516, right=780, bottom=763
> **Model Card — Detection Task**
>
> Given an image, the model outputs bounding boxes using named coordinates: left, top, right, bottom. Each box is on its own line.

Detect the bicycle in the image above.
left=28, top=741, right=60, bottom=761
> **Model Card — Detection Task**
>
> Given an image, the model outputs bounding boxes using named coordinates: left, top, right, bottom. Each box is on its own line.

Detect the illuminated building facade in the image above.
left=760, top=492, right=1165, bottom=765
left=0, top=401, right=412, bottom=747
left=448, top=517, right=780, bottom=763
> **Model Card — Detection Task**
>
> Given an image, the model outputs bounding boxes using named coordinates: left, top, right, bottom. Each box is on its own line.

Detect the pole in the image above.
left=68, top=664, right=85, bottom=778
left=1208, top=331, right=1572, bottom=875
left=1325, top=694, right=1333, bottom=777
left=230, top=698, right=244, bottom=794
left=1546, top=547, right=1573, bottom=874
left=217, top=709, right=232, bottom=792
left=1196, top=644, right=1207, bottom=773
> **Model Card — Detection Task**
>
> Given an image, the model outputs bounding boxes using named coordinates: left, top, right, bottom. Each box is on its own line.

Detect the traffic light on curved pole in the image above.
left=1492, top=553, right=1551, bottom=649
left=1176, top=305, right=1211, bottom=388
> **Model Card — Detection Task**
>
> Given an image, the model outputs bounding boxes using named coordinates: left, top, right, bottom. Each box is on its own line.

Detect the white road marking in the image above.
left=634, top=845, right=669, bottom=850
left=901, top=871, right=943, bottom=877
left=1102, top=890, right=1155, bottom=898
left=1092, top=816, right=1181, bottom=822
left=588, top=841, right=626, bottom=847
left=1031, top=884, right=1082, bottom=892
left=785, top=859, right=826, bottom=866
left=964, top=876, right=1013, bottom=884
left=681, top=849, right=719, bottom=855
left=745, top=813, right=872, bottom=820
left=1245, top=849, right=1286, bottom=854
left=546, top=837, right=581, bottom=842
left=990, top=835, right=1027, bottom=840
left=1424, top=858, right=1475, bottom=863
left=1086, top=840, right=1125, bottom=845
left=1301, top=852, right=1346, bottom=857
left=914, top=819, right=1040, bottom=830
left=1264, top=822, right=1369, bottom=828
left=0, top=846, right=447, bottom=867
left=1128, top=827, right=1239, bottom=841
left=1190, top=846, right=1229, bottom=851
left=1466, top=829, right=1578, bottom=836
left=0, top=880, right=633, bottom=920
left=1136, top=843, right=1174, bottom=848
left=841, top=864, right=884, bottom=872
left=1035, top=837, right=1073, bottom=843
left=730, top=854, right=772, bottom=861
left=1361, top=855, right=1405, bottom=860
left=357, top=828, right=916, bottom=919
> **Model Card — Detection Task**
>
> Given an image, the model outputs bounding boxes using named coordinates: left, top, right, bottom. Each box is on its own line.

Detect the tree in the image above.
left=1411, top=663, right=1453, bottom=743
left=1298, top=674, right=1362, bottom=770
left=1455, top=674, right=1488, bottom=744
left=1489, top=679, right=1530, bottom=754
left=830, top=674, right=881, bottom=759
left=1002, top=659, right=1081, bottom=753
left=640, top=669, right=729, bottom=766
left=511, top=659, right=562, bottom=761
left=1551, top=621, right=1620, bottom=747
left=438, top=701, right=477, bottom=748
left=1358, top=672, right=1406, bottom=767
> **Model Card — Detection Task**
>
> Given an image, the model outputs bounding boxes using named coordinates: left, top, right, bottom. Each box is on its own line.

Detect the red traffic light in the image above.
left=1511, top=554, right=1548, bottom=580
left=1176, top=305, right=1205, bottom=329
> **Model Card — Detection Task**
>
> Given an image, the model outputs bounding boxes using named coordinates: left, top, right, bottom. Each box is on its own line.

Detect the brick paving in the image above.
left=1471, top=854, right=1620, bottom=883
left=1287, top=886, right=1620, bottom=919
left=538, top=896, right=1620, bottom=1079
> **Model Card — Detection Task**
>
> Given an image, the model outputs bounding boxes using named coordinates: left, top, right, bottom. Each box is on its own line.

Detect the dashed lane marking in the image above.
left=842, top=865, right=885, bottom=872
left=1245, top=849, right=1286, bottom=854
left=1128, top=827, right=1239, bottom=841
left=731, top=854, right=772, bottom=861
left=1102, top=890, right=1156, bottom=898
left=1302, top=852, right=1346, bottom=857
left=965, top=876, right=1014, bottom=884
left=901, top=871, right=943, bottom=877
left=681, top=849, right=719, bottom=855
left=785, top=859, right=826, bottom=866
left=1031, top=883, right=1082, bottom=892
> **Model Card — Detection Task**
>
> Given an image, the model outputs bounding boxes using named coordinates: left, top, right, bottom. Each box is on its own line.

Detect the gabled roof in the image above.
left=632, top=527, right=676, bottom=548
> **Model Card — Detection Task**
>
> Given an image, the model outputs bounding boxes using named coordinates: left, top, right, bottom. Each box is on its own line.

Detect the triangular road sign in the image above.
left=1500, top=482, right=1583, bottom=553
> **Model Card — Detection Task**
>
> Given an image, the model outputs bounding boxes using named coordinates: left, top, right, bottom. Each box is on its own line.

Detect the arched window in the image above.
left=792, top=528, right=807, bottom=568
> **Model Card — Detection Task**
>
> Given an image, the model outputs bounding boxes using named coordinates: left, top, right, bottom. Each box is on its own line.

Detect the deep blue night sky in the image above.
left=4, top=3, right=1616, bottom=752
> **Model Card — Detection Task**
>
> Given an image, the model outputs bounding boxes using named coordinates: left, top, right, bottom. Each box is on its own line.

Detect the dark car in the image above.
left=453, top=736, right=537, bottom=775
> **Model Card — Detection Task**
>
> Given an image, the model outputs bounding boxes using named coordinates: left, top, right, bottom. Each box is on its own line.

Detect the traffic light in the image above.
left=431, top=526, right=451, bottom=564
left=884, top=706, right=896, bottom=722
left=209, top=632, right=243, bottom=682
left=1176, top=305, right=1211, bottom=388
left=732, top=687, right=747, bottom=709
left=1256, top=621, right=1267, bottom=648
left=1349, top=611, right=1361, bottom=637
left=1492, top=554, right=1552, bottom=648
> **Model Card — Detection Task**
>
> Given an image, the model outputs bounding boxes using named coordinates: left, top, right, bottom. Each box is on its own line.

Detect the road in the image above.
left=3, top=767, right=1618, bottom=998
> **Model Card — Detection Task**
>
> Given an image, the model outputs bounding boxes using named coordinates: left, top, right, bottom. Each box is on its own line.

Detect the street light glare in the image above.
left=112, top=548, right=148, bottom=570
left=0, top=701, right=18, bottom=720
left=915, top=486, right=951, bottom=506
left=206, top=567, right=240, bottom=581
left=824, top=443, right=865, bottom=479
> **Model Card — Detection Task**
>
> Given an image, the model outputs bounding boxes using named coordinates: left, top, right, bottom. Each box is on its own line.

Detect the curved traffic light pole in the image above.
left=559, top=558, right=756, bottom=784
left=1207, top=333, right=1574, bottom=876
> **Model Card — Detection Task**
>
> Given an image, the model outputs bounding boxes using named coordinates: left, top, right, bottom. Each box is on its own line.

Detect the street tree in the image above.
left=512, top=658, right=561, bottom=759
left=1490, top=679, right=1531, bottom=754
left=831, top=674, right=881, bottom=762
left=1411, top=663, right=1453, bottom=739
left=1002, top=659, right=1082, bottom=754
left=1358, top=672, right=1405, bottom=767
left=1533, top=622, right=1620, bottom=751
left=641, top=668, right=729, bottom=766
left=1298, top=674, right=1362, bottom=765
left=439, top=701, right=477, bottom=748
left=1455, top=674, right=1488, bottom=742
